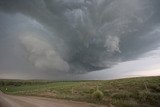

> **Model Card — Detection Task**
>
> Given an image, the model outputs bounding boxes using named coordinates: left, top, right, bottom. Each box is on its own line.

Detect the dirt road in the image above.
left=0, top=92, right=107, bottom=107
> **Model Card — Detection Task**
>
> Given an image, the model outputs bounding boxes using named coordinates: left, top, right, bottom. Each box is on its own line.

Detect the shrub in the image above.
left=112, top=100, right=139, bottom=107
left=92, top=89, right=104, bottom=101
left=138, top=91, right=148, bottom=103
left=148, top=84, right=160, bottom=92
left=111, top=91, right=131, bottom=100
left=138, top=91, right=160, bottom=106
left=89, top=88, right=94, bottom=94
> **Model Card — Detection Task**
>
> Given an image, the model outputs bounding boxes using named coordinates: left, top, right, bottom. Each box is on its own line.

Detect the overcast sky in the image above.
left=0, top=0, right=160, bottom=80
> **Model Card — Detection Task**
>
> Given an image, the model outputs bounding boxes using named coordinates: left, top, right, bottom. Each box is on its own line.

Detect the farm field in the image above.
left=0, top=76, right=160, bottom=107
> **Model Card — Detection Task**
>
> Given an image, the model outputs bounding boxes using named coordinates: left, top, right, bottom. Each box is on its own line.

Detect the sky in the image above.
left=0, top=0, right=160, bottom=80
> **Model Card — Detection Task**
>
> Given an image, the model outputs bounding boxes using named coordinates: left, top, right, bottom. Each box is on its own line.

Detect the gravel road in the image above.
left=0, top=91, right=107, bottom=107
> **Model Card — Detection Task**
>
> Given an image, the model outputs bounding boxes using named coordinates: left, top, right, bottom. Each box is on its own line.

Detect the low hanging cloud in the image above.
left=0, top=0, right=160, bottom=76
left=20, top=34, right=69, bottom=72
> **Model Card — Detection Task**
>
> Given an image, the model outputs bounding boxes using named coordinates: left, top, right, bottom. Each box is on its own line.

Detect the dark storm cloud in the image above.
left=0, top=0, right=160, bottom=77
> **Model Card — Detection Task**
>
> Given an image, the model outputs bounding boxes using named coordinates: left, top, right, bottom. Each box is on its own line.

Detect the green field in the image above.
left=0, top=76, right=160, bottom=107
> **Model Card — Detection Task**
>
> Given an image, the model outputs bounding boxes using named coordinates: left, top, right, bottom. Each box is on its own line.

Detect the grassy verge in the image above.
left=0, top=76, right=160, bottom=107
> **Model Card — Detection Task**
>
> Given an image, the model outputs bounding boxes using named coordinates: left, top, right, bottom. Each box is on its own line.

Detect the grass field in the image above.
left=0, top=76, right=160, bottom=107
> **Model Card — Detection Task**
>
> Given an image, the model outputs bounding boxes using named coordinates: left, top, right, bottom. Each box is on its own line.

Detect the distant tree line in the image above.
left=0, top=80, right=52, bottom=87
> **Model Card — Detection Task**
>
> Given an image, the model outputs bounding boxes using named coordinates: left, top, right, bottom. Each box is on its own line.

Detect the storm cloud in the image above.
left=0, top=0, right=160, bottom=79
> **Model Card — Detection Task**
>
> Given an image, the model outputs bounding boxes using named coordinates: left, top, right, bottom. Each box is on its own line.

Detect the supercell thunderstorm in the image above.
left=0, top=0, right=160, bottom=77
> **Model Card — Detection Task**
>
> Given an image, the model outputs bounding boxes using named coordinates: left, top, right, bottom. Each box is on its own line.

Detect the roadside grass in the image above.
left=0, top=76, right=160, bottom=107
